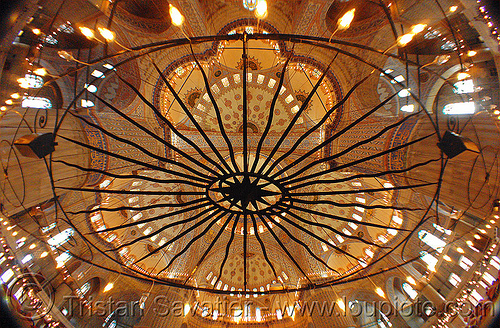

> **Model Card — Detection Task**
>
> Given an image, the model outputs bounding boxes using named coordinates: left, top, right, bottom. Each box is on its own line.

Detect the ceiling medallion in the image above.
left=207, top=173, right=284, bottom=213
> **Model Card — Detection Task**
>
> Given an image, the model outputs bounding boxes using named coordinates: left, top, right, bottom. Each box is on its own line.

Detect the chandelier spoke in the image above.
left=88, top=91, right=222, bottom=177
left=151, top=60, right=233, bottom=175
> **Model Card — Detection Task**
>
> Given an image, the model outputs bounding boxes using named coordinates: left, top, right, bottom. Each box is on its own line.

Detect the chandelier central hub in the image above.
left=207, top=173, right=283, bottom=213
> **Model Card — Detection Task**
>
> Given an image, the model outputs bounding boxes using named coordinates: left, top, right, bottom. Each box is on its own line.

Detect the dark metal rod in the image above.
left=69, top=198, right=207, bottom=215
left=249, top=214, right=280, bottom=283
left=151, top=60, right=233, bottom=175
left=92, top=86, right=221, bottom=177
left=92, top=201, right=211, bottom=234
left=283, top=203, right=409, bottom=231
left=265, top=214, right=341, bottom=274
left=250, top=55, right=292, bottom=173
left=270, top=206, right=384, bottom=248
left=281, top=133, right=435, bottom=186
left=158, top=210, right=228, bottom=275
left=112, top=72, right=228, bottom=175
left=260, top=53, right=339, bottom=176
left=69, top=111, right=213, bottom=182
left=289, top=182, right=436, bottom=197
left=214, top=214, right=240, bottom=287
left=56, top=186, right=205, bottom=196
left=183, top=213, right=235, bottom=284
left=54, top=160, right=209, bottom=188
left=269, top=208, right=370, bottom=264
left=187, top=43, right=240, bottom=173
left=260, top=214, right=314, bottom=285
left=288, top=158, right=439, bottom=191
left=133, top=207, right=223, bottom=263
left=242, top=33, right=249, bottom=172
left=273, top=90, right=399, bottom=180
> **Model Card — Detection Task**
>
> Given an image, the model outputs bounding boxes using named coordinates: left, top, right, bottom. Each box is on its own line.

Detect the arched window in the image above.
left=77, top=282, right=90, bottom=297
left=443, top=102, right=475, bottom=115
left=453, top=79, right=475, bottom=94
left=419, top=251, right=438, bottom=271
left=349, top=300, right=394, bottom=328
left=418, top=230, right=446, bottom=253
left=22, top=96, right=52, bottom=109
left=402, top=282, right=418, bottom=300
left=47, top=228, right=74, bottom=249
left=20, top=74, right=44, bottom=89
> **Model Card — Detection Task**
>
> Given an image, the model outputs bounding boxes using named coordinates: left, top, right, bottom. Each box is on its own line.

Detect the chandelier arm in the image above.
left=55, top=186, right=206, bottom=196
left=270, top=75, right=389, bottom=179
left=266, top=214, right=341, bottom=274
left=91, top=91, right=221, bottom=177
left=260, top=214, right=314, bottom=285
left=242, top=33, right=249, bottom=173
left=114, top=70, right=229, bottom=175
left=133, top=207, right=223, bottom=264
left=157, top=210, right=228, bottom=275
left=268, top=208, right=370, bottom=264
left=69, top=111, right=213, bottom=182
left=290, top=182, right=436, bottom=197
left=270, top=206, right=384, bottom=248
left=290, top=158, right=440, bottom=191
left=214, top=214, right=241, bottom=288
left=291, top=198, right=424, bottom=211
left=187, top=42, right=240, bottom=173
left=56, top=135, right=210, bottom=188
left=68, top=198, right=207, bottom=215
left=249, top=213, right=281, bottom=284
left=284, top=203, right=409, bottom=231
left=54, top=160, right=210, bottom=187
left=244, top=211, right=248, bottom=291
left=250, top=53, right=292, bottom=173
left=261, top=52, right=339, bottom=177
left=151, top=60, right=233, bottom=175
left=281, top=133, right=435, bottom=186
left=182, top=213, right=235, bottom=285
left=274, top=91, right=400, bottom=181
left=91, top=200, right=211, bottom=234
left=260, top=35, right=441, bottom=138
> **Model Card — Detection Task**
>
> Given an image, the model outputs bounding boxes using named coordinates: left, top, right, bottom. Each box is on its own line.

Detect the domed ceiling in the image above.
left=0, top=0, right=499, bottom=327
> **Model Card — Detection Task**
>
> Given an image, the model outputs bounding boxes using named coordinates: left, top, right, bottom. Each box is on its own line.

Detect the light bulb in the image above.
left=169, top=4, right=185, bottom=27
left=338, top=8, right=355, bottom=30
left=33, top=67, right=47, bottom=76
left=457, top=72, right=470, bottom=80
left=98, top=27, right=115, bottom=42
left=467, top=50, right=477, bottom=57
left=58, top=50, right=75, bottom=61
left=449, top=5, right=458, bottom=12
left=32, top=28, right=41, bottom=35
left=79, top=26, right=95, bottom=39
left=407, top=276, right=416, bottom=285
left=255, top=0, right=268, bottom=19
left=375, top=287, right=385, bottom=298
left=410, top=24, right=427, bottom=34
left=397, top=33, right=414, bottom=46
left=5, top=99, right=13, bottom=105
left=103, top=282, right=114, bottom=292
left=436, top=54, right=451, bottom=65
left=10, top=93, right=20, bottom=99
